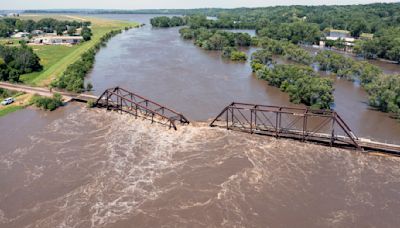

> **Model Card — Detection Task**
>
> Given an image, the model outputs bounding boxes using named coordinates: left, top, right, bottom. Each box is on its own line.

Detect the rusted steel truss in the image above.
left=95, top=87, right=189, bottom=130
left=210, top=102, right=361, bottom=149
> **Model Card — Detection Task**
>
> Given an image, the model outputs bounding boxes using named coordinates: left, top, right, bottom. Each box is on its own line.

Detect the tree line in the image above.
left=354, top=27, right=400, bottom=63
left=251, top=50, right=334, bottom=109
left=0, top=44, right=42, bottom=82
left=150, top=16, right=186, bottom=28
left=150, top=2, right=400, bottom=63
left=251, top=36, right=399, bottom=117
left=51, top=29, right=123, bottom=92
left=179, top=27, right=250, bottom=61
left=0, top=17, right=92, bottom=38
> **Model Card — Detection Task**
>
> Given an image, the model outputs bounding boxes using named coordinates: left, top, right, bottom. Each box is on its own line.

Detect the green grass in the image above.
left=20, top=45, right=80, bottom=84
left=0, top=38, right=19, bottom=46
left=0, top=105, right=24, bottom=117
left=19, top=15, right=138, bottom=86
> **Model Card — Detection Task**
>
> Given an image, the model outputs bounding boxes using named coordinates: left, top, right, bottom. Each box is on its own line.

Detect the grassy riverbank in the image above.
left=0, top=93, right=33, bottom=117
left=0, top=15, right=137, bottom=117
left=19, top=15, right=138, bottom=86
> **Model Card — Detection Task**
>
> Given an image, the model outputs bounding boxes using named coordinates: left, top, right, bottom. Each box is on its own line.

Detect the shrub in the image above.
left=86, top=82, right=93, bottom=91
left=31, top=93, right=63, bottom=111
left=87, top=99, right=96, bottom=108
left=230, top=51, right=248, bottom=61
left=256, top=64, right=334, bottom=109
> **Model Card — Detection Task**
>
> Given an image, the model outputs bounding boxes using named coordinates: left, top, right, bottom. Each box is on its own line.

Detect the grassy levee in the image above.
left=19, top=15, right=138, bottom=86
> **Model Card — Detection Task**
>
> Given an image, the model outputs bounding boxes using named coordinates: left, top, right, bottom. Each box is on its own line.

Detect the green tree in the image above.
left=67, top=26, right=77, bottom=36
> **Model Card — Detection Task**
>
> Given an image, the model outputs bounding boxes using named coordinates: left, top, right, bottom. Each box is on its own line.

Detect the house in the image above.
left=327, top=29, right=351, bottom=39
left=31, top=30, right=44, bottom=36
left=360, top=33, right=374, bottom=40
left=7, top=13, right=19, bottom=17
left=11, top=32, right=30, bottom=38
left=320, top=29, right=356, bottom=51
left=325, top=29, right=355, bottom=45
left=62, top=28, right=82, bottom=36
left=32, top=36, right=83, bottom=45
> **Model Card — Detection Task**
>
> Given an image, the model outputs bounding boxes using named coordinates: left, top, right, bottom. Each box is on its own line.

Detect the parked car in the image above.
left=1, top=97, right=14, bottom=106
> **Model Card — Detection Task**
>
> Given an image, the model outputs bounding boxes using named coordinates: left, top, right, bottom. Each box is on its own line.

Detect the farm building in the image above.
left=32, top=36, right=83, bottom=45
left=11, top=32, right=30, bottom=38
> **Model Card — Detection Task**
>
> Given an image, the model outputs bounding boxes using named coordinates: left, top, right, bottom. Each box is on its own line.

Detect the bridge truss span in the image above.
left=210, top=102, right=361, bottom=149
left=95, top=87, right=189, bottom=130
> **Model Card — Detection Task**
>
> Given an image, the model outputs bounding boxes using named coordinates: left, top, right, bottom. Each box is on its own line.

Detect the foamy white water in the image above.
left=0, top=104, right=400, bottom=228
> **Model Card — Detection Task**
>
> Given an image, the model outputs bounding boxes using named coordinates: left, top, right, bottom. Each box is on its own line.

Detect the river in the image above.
left=1, top=14, right=400, bottom=228
left=86, top=14, right=400, bottom=144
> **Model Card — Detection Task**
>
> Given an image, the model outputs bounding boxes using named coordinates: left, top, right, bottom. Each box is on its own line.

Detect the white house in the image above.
left=11, top=32, right=30, bottom=38
left=319, top=29, right=356, bottom=51
left=31, top=30, right=44, bottom=36
left=32, top=36, right=84, bottom=45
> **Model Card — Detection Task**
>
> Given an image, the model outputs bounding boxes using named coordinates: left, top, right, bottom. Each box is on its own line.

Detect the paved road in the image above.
left=0, top=82, right=97, bottom=102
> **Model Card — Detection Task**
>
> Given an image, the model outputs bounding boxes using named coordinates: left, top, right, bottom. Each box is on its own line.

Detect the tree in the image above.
left=251, top=49, right=273, bottom=65
left=234, top=33, right=251, bottom=46
left=67, top=26, right=77, bottom=36
left=15, top=20, right=24, bottom=32
left=86, top=82, right=93, bottom=91
left=55, top=25, right=65, bottom=36
left=150, top=16, right=171, bottom=28
left=203, top=33, right=229, bottom=50
left=230, top=51, right=247, bottom=61
left=0, top=44, right=42, bottom=82
left=81, top=27, right=92, bottom=41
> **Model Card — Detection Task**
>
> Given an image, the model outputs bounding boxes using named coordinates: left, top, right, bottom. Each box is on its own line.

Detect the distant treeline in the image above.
left=28, top=3, right=400, bottom=33
left=0, top=17, right=91, bottom=38
left=151, top=2, right=400, bottom=62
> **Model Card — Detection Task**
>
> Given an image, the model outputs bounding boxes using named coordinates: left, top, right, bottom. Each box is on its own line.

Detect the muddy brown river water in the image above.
left=1, top=104, right=400, bottom=228
left=87, top=14, right=400, bottom=144
left=1, top=14, right=400, bottom=228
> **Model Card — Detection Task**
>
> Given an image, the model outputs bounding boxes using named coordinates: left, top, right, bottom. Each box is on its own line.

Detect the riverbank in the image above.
left=0, top=15, right=138, bottom=117
left=0, top=93, right=33, bottom=117
left=18, top=15, right=138, bottom=86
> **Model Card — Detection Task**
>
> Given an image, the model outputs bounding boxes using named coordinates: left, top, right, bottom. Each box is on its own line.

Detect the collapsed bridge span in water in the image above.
left=210, top=102, right=400, bottom=155
left=95, top=87, right=190, bottom=130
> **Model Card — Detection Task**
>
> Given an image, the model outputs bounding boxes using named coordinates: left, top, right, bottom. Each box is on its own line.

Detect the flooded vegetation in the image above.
left=87, top=14, right=400, bottom=144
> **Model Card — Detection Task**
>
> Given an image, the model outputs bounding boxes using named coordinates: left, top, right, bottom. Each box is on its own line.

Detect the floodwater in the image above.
left=1, top=104, right=400, bottom=228
left=87, top=14, right=400, bottom=144
left=1, top=14, right=400, bottom=228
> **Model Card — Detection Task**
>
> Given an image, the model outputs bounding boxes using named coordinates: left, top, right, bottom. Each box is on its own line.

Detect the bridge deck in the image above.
left=211, top=102, right=400, bottom=155
left=0, top=82, right=97, bottom=102
left=1, top=82, right=399, bottom=153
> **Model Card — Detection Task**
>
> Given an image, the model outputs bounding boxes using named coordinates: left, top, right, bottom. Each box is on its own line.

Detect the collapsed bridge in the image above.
left=95, top=87, right=189, bottom=130
left=92, top=87, right=400, bottom=155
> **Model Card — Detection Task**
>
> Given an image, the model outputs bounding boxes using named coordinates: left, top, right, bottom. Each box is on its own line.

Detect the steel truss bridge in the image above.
left=210, top=102, right=400, bottom=154
left=95, top=87, right=189, bottom=130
